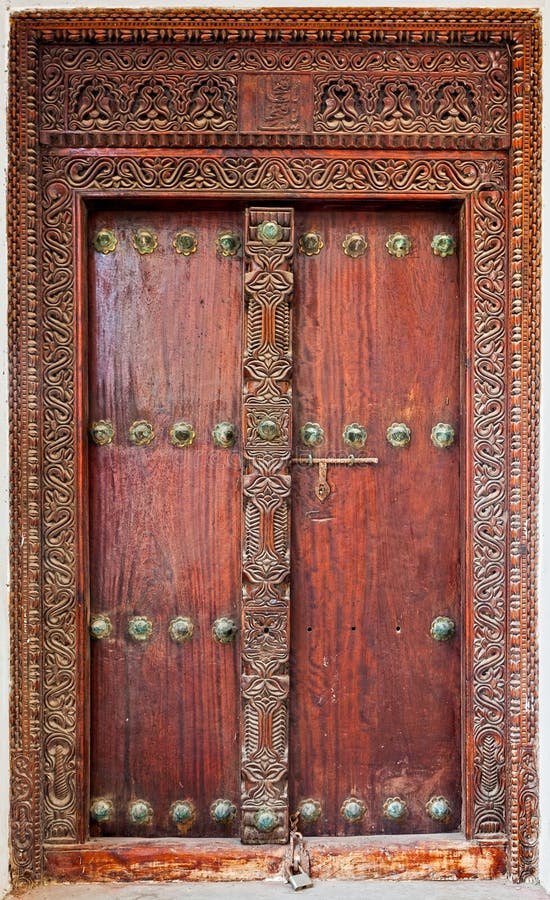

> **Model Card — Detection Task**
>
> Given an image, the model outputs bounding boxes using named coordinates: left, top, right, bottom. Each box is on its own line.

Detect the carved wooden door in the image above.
left=88, top=201, right=460, bottom=842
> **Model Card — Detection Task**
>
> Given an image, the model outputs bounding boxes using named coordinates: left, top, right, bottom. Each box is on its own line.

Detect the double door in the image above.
left=87, top=201, right=461, bottom=841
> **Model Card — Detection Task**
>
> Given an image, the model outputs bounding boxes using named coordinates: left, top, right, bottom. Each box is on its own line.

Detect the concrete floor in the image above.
left=13, top=881, right=550, bottom=899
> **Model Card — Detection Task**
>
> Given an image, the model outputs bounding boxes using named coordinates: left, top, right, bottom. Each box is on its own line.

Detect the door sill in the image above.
left=45, top=834, right=506, bottom=882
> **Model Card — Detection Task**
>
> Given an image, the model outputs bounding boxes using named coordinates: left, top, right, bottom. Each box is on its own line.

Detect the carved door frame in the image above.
left=8, top=7, right=540, bottom=887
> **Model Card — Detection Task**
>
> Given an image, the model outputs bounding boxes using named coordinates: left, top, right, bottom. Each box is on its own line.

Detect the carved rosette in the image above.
left=241, top=208, right=294, bottom=843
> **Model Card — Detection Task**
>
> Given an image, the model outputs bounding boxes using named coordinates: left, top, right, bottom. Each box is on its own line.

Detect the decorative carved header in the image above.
left=40, top=44, right=509, bottom=148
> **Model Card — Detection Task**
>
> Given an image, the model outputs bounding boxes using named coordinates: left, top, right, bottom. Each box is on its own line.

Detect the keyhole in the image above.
left=351, top=626, right=356, bottom=631
left=396, top=625, right=401, bottom=633
left=307, top=626, right=313, bottom=632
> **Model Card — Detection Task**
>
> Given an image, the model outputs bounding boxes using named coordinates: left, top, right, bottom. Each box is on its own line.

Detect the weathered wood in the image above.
left=44, top=836, right=505, bottom=882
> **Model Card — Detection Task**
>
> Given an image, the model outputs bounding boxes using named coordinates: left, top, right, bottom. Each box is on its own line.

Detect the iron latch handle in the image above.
left=291, top=454, right=378, bottom=502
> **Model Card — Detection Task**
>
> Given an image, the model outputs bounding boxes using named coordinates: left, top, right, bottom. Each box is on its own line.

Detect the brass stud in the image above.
left=212, top=617, right=238, bottom=644
left=257, top=220, right=283, bottom=245
left=90, top=614, right=112, bottom=640
left=257, top=418, right=280, bottom=442
left=132, top=228, right=158, bottom=255
left=432, top=234, right=456, bottom=258
left=173, top=230, right=198, bottom=256
left=90, top=798, right=114, bottom=823
left=90, top=420, right=114, bottom=446
left=431, top=423, right=455, bottom=448
left=171, top=800, right=195, bottom=826
left=430, top=616, right=456, bottom=642
left=213, top=422, right=237, bottom=448
left=170, top=421, right=195, bottom=447
left=300, top=422, right=324, bottom=448
left=210, top=798, right=237, bottom=824
left=341, top=796, right=365, bottom=823
left=129, top=420, right=155, bottom=446
left=386, top=233, right=411, bottom=258
left=93, top=228, right=117, bottom=255
left=343, top=423, right=367, bottom=449
left=168, top=616, right=194, bottom=643
left=342, top=233, right=367, bottom=258
left=386, top=423, right=411, bottom=448
left=216, top=230, right=241, bottom=257
left=383, top=797, right=407, bottom=821
left=426, top=796, right=452, bottom=822
left=128, top=616, right=153, bottom=642
left=129, top=799, right=153, bottom=825
left=298, top=798, right=322, bottom=824
left=254, top=807, right=278, bottom=832
left=298, top=232, right=324, bottom=256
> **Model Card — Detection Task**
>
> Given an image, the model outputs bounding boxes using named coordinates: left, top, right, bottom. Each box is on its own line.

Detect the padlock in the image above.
left=288, top=868, right=313, bottom=891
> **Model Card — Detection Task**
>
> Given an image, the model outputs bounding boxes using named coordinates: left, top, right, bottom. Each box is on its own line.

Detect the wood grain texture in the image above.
left=88, top=208, right=242, bottom=838
left=44, top=835, right=505, bottom=882
left=290, top=205, right=461, bottom=836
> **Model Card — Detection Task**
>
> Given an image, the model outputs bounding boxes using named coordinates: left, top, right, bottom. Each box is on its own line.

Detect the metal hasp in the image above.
left=292, top=454, right=379, bottom=502
left=283, top=823, right=313, bottom=891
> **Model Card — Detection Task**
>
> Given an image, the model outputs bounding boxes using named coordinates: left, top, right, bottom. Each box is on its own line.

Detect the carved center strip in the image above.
left=241, top=207, right=294, bottom=844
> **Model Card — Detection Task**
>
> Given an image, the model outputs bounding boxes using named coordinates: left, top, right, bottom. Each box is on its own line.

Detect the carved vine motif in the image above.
left=67, top=74, right=237, bottom=132
left=241, top=208, right=294, bottom=844
left=471, top=191, right=506, bottom=837
left=313, top=75, right=502, bottom=134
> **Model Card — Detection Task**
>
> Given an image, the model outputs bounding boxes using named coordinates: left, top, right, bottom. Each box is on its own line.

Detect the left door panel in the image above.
left=87, top=208, right=242, bottom=837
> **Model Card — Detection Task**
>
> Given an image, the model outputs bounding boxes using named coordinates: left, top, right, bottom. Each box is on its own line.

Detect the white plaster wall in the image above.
left=0, top=1, right=547, bottom=895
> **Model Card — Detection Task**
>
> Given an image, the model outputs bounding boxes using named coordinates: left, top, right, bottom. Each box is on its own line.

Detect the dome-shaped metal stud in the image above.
left=341, top=796, right=365, bottom=823
left=431, top=234, right=456, bottom=258
left=300, top=422, right=324, bottom=448
left=430, top=616, right=456, bottom=642
left=89, top=420, right=114, bottom=446
left=257, top=418, right=280, bottom=442
left=168, top=616, right=194, bottom=643
left=90, top=798, right=113, bottom=823
left=170, top=421, right=195, bottom=447
left=90, top=614, right=112, bottom=640
left=93, top=228, right=117, bottom=255
left=257, top=220, right=283, bottom=245
left=129, top=799, right=153, bottom=824
left=216, top=230, right=241, bottom=257
left=299, top=798, right=322, bottom=824
left=212, top=617, right=238, bottom=644
left=383, top=797, right=407, bottom=821
left=386, top=233, right=411, bottom=258
left=129, top=420, right=155, bottom=446
left=210, top=798, right=237, bottom=824
left=213, top=422, right=237, bottom=449
left=431, top=423, right=455, bottom=448
left=132, top=228, right=158, bottom=255
left=298, top=232, right=324, bottom=256
left=127, top=616, right=153, bottom=642
left=171, top=800, right=195, bottom=826
left=254, top=807, right=278, bottom=832
left=342, top=233, right=367, bottom=258
left=343, top=423, right=367, bottom=449
left=386, top=423, right=411, bottom=448
left=173, top=230, right=198, bottom=256
left=426, top=796, right=451, bottom=821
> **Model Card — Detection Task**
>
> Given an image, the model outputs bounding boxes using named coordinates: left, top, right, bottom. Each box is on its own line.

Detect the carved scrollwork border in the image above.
left=9, top=8, right=540, bottom=887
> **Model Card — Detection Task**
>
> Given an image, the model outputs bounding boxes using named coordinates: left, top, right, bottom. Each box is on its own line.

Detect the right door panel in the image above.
left=290, top=204, right=462, bottom=836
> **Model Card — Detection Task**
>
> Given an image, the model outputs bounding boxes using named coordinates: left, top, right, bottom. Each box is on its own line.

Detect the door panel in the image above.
left=88, top=208, right=242, bottom=837
left=290, top=205, right=462, bottom=835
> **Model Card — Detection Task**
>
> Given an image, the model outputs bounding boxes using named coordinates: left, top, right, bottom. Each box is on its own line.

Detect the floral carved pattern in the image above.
left=241, top=208, right=294, bottom=844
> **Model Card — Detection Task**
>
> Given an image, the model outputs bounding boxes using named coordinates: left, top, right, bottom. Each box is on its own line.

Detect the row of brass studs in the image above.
left=90, top=614, right=237, bottom=644
left=93, top=227, right=242, bottom=257
left=300, top=422, right=455, bottom=449
left=299, top=232, right=456, bottom=258
left=94, top=227, right=455, bottom=260
left=89, top=420, right=237, bottom=448
left=90, top=797, right=237, bottom=826
left=339, top=795, right=452, bottom=823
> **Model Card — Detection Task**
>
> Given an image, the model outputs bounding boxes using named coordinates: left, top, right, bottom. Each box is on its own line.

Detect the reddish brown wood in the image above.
left=44, top=836, right=505, bottom=882
left=290, top=205, right=462, bottom=835
left=88, top=208, right=243, bottom=837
